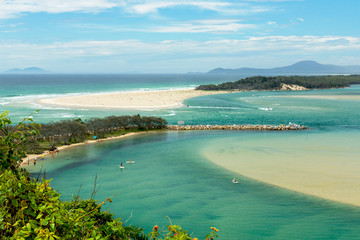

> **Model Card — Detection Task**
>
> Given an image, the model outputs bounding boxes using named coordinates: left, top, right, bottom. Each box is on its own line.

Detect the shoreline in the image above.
left=37, top=89, right=230, bottom=110
left=21, top=131, right=148, bottom=167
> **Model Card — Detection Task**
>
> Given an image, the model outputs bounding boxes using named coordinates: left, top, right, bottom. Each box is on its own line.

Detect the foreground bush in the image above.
left=0, top=170, right=145, bottom=239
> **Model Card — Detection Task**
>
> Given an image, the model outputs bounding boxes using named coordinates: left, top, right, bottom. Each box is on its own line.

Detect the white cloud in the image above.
left=0, top=0, right=273, bottom=20
left=71, top=18, right=256, bottom=34
left=296, top=17, right=304, bottom=22
left=129, top=1, right=230, bottom=14
left=1, top=35, right=359, bottom=61
left=128, top=1, right=270, bottom=15
left=0, top=0, right=123, bottom=19
left=1, top=35, right=359, bottom=73
left=150, top=19, right=256, bottom=33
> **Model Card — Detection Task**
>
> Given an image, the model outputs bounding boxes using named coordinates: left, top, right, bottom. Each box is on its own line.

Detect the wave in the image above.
left=3, top=94, right=23, bottom=97
left=157, top=110, right=177, bottom=117
left=168, top=110, right=176, bottom=116
left=258, top=107, right=273, bottom=111
left=51, top=113, right=84, bottom=118
left=0, top=101, right=10, bottom=106
left=189, top=106, right=245, bottom=110
left=1, top=92, right=89, bottom=102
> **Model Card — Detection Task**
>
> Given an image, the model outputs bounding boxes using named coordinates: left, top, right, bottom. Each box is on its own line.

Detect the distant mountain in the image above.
left=4, top=67, right=49, bottom=74
left=207, top=61, right=360, bottom=75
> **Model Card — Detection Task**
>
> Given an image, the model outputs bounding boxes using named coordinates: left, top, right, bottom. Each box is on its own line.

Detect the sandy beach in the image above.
left=38, top=89, right=228, bottom=109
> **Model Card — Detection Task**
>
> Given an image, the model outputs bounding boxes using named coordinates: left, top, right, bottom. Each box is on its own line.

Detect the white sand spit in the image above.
left=38, top=89, right=228, bottom=109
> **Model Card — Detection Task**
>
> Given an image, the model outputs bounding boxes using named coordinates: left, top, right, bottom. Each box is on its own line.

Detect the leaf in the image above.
left=26, top=222, right=31, bottom=232
left=50, top=223, right=55, bottom=232
left=11, top=198, right=19, bottom=208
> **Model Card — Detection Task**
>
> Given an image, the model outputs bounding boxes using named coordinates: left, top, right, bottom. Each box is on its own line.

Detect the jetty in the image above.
left=167, top=124, right=307, bottom=131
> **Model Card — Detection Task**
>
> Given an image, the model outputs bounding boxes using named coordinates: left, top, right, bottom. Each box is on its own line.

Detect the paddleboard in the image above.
left=232, top=180, right=238, bottom=184
left=119, top=166, right=125, bottom=169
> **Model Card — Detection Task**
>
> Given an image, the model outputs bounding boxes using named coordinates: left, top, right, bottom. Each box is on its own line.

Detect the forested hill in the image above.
left=196, top=75, right=360, bottom=91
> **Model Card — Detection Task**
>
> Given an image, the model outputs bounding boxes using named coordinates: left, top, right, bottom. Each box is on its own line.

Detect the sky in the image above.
left=0, top=0, right=360, bottom=73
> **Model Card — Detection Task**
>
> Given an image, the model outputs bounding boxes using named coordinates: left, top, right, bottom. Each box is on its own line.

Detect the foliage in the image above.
left=0, top=111, right=40, bottom=173
left=22, top=114, right=167, bottom=153
left=196, top=75, right=360, bottom=91
left=34, top=115, right=167, bottom=151
left=147, top=219, right=219, bottom=240
left=0, top=170, right=145, bottom=239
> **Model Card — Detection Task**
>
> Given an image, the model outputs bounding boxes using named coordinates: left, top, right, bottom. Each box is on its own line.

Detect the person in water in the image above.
left=121, top=162, right=123, bottom=167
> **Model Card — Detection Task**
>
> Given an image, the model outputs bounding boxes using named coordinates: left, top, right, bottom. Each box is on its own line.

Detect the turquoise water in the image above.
left=28, top=131, right=360, bottom=239
left=2, top=74, right=360, bottom=239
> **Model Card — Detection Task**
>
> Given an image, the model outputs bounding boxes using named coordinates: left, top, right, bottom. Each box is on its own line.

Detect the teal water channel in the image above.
left=28, top=130, right=360, bottom=239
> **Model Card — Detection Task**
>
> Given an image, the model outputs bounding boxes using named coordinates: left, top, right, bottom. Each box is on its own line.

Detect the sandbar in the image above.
left=201, top=132, right=360, bottom=207
left=38, top=89, right=228, bottom=109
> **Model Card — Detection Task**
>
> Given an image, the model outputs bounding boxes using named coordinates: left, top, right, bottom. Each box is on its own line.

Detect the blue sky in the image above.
left=0, top=0, right=359, bottom=73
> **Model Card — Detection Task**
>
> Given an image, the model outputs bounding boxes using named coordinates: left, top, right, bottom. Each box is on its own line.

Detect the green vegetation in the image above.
left=0, top=170, right=146, bottom=239
left=0, top=111, right=40, bottom=174
left=23, top=114, right=168, bottom=154
left=196, top=75, right=360, bottom=91
left=0, top=111, right=218, bottom=239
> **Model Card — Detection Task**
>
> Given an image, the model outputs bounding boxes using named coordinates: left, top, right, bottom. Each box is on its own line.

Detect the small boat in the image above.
left=126, top=160, right=135, bottom=164
left=232, top=178, right=239, bottom=184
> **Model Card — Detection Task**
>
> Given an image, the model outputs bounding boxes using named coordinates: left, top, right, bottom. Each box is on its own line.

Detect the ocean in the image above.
left=1, top=74, right=360, bottom=239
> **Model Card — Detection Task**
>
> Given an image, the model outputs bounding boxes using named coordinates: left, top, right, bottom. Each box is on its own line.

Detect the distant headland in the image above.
left=207, top=61, right=360, bottom=75
left=196, top=75, right=360, bottom=91
left=4, top=67, right=49, bottom=74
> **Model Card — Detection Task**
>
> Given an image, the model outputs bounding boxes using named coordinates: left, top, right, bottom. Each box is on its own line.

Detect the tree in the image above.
left=0, top=111, right=40, bottom=173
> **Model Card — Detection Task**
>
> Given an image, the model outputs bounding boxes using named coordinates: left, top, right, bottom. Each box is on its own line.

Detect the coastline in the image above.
left=21, top=131, right=148, bottom=168
left=37, top=89, right=230, bottom=109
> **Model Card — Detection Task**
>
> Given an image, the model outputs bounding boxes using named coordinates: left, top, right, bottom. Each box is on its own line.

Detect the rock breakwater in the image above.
left=167, top=124, right=307, bottom=131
